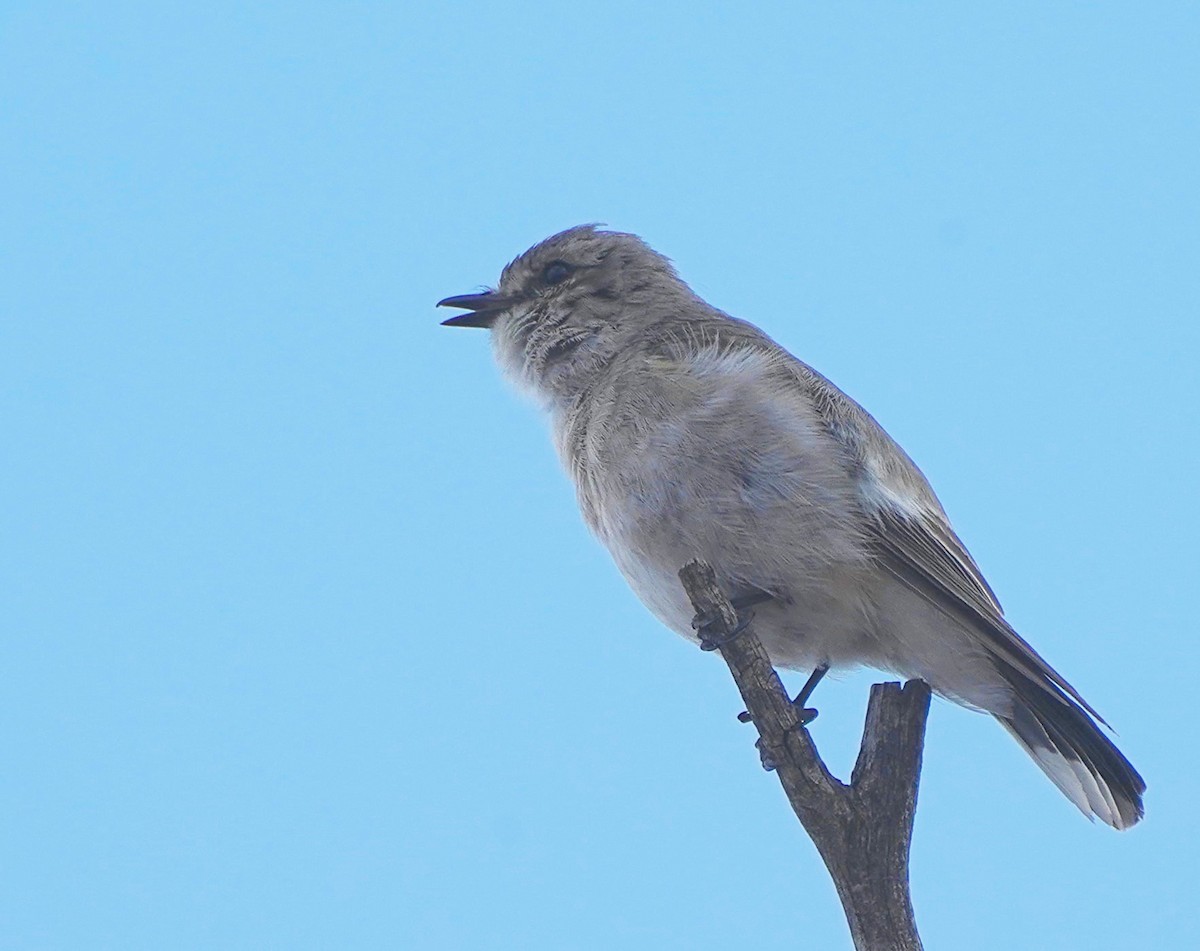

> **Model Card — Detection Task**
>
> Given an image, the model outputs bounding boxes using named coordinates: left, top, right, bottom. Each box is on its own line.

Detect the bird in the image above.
left=438, top=224, right=1145, bottom=829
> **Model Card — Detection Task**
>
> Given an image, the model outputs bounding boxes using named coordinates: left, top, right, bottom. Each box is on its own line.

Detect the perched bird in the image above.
left=439, top=225, right=1145, bottom=829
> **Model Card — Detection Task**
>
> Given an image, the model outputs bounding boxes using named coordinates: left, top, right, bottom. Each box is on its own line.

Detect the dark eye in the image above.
left=541, top=260, right=572, bottom=285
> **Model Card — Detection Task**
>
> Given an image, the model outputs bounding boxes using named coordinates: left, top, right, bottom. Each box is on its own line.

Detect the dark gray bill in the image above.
left=437, top=291, right=516, bottom=328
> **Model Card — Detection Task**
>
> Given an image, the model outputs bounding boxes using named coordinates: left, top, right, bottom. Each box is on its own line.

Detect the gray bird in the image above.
left=439, top=225, right=1145, bottom=829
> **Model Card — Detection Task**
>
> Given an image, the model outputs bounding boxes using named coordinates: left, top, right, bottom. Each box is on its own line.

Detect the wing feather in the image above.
left=644, top=315, right=1106, bottom=725
left=765, top=339, right=1107, bottom=724
left=871, top=506, right=1105, bottom=724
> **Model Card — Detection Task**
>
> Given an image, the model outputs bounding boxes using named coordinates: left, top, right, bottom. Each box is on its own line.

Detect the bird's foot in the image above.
left=756, top=738, right=778, bottom=771
left=735, top=663, right=830, bottom=760
left=692, top=589, right=773, bottom=652
left=694, top=609, right=755, bottom=652
left=736, top=698, right=820, bottom=728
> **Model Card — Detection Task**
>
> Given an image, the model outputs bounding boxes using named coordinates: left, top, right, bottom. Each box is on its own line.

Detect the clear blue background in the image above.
left=3, top=3, right=1197, bottom=948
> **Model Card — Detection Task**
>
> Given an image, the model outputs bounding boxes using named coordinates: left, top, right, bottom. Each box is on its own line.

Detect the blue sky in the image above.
left=2, top=3, right=1198, bottom=948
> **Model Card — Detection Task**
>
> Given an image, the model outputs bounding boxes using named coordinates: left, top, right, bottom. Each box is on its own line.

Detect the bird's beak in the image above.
left=437, top=291, right=517, bottom=329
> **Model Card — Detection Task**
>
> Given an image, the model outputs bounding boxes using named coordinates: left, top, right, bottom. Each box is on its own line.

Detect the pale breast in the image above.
left=554, top=341, right=877, bottom=659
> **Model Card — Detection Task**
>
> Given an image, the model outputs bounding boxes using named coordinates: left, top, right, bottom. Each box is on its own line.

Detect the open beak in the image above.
left=437, top=291, right=517, bottom=329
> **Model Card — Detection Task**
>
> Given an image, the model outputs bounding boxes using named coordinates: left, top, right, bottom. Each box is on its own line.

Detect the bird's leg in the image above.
left=746, top=664, right=831, bottom=772
left=692, top=588, right=773, bottom=652
left=737, top=663, right=830, bottom=728
left=690, top=587, right=827, bottom=765
left=790, top=663, right=829, bottom=726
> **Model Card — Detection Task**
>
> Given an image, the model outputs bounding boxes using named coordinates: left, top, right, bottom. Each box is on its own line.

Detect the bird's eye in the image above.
left=542, top=261, right=573, bottom=285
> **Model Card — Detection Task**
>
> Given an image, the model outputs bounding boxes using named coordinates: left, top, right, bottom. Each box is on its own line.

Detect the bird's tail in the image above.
left=996, top=668, right=1145, bottom=830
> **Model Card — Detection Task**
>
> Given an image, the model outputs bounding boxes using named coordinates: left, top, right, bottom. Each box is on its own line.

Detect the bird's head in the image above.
left=439, top=225, right=692, bottom=406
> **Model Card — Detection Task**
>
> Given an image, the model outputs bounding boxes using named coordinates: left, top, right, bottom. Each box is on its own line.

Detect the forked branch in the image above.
left=679, top=559, right=931, bottom=951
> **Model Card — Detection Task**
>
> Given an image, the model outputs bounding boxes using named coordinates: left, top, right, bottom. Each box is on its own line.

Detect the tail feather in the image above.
left=997, top=668, right=1145, bottom=830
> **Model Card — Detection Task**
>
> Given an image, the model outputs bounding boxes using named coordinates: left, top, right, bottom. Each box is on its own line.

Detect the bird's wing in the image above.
left=775, top=351, right=1104, bottom=722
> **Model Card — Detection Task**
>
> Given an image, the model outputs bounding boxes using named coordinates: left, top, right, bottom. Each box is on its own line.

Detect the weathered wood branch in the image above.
left=679, top=559, right=931, bottom=951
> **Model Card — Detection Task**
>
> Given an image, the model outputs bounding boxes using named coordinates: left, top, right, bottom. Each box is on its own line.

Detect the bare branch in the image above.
left=679, top=559, right=931, bottom=951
